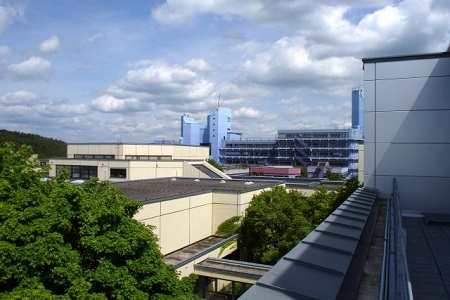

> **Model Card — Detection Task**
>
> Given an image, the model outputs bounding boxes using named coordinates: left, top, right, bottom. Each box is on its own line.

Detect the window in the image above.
left=56, top=165, right=97, bottom=179
left=110, top=168, right=126, bottom=178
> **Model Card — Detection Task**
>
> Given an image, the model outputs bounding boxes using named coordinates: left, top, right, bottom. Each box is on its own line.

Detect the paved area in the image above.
left=403, top=217, right=450, bottom=299
left=356, top=200, right=386, bottom=300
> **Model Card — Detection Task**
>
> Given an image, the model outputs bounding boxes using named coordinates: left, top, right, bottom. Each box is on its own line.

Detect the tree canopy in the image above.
left=238, top=186, right=313, bottom=264
left=0, top=143, right=198, bottom=299
left=238, top=177, right=360, bottom=265
left=0, top=129, right=66, bottom=159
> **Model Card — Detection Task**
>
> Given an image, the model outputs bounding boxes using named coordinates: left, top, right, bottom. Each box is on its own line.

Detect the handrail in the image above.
left=379, top=178, right=413, bottom=299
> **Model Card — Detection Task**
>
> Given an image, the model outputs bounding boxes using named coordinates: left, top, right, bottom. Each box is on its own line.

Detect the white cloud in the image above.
left=185, top=59, right=212, bottom=72
left=39, top=35, right=60, bottom=54
left=91, top=94, right=141, bottom=113
left=0, top=1, right=24, bottom=35
left=240, top=36, right=361, bottom=95
left=233, top=107, right=262, bottom=119
left=7, top=56, right=51, bottom=80
left=91, top=60, right=216, bottom=113
left=0, top=90, right=38, bottom=106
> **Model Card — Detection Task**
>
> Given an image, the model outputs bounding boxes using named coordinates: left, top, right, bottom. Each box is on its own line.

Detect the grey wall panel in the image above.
left=363, top=142, right=375, bottom=175
left=375, top=175, right=450, bottom=213
left=375, top=110, right=450, bottom=143
left=375, top=76, right=450, bottom=111
left=364, top=112, right=375, bottom=143
left=364, top=63, right=375, bottom=81
left=375, top=143, right=449, bottom=177
left=363, top=81, right=375, bottom=111
left=375, top=58, right=450, bottom=79
left=364, top=175, right=375, bottom=188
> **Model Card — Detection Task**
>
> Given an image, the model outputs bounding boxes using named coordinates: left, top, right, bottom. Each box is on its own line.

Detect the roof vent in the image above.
left=194, top=179, right=200, bottom=182
left=171, top=178, right=177, bottom=181
left=220, top=180, right=226, bottom=183
left=244, top=181, right=254, bottom=185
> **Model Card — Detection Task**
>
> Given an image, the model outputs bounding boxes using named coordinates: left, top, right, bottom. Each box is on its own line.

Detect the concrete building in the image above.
left=180, top=107, right=241, bottom=163
left=48, top=143, right=229, bottom=181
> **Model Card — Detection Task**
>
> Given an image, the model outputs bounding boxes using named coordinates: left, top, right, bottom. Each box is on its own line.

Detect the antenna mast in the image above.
left=217, top=94, right=221, bottom=108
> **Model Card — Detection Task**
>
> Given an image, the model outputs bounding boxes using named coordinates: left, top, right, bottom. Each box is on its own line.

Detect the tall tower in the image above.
left=352, top=87, right=364, bottom=132
left=207, top=107, right=232, bottom=163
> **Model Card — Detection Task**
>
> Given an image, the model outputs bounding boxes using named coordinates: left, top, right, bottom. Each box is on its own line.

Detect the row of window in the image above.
left=124, top=155, right=172, bottom=161
left=74, top=154, right=115, bottom=159
left=280, top=133, right=350, bottom=139
left=56, top=165, right=127, bottom=179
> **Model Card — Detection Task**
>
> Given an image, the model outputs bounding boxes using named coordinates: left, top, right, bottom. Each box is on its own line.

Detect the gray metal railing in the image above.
left=379, top=178, right=413, bottom=299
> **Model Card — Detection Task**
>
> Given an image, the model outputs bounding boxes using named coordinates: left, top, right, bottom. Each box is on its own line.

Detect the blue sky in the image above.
left=1, top=0, right=449, bottom=143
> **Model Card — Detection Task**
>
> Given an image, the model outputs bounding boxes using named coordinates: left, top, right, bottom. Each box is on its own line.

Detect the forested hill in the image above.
left=0, top=129, right=66, bottom=159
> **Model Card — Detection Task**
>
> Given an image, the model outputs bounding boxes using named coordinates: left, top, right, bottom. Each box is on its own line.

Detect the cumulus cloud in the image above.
left=7, top=56, right=51, bottom=80
left=239, top=36, right=361, bottom=96
left=0, top=90, right=90, bottom=141
left=39, top=35, right=60, bottom=53
left=0, top=1, right=24, bottom=35
left=153, top=0, right=449, bottom=56
left=91, top=59, right=216, bottom=113
left=91, top=95, right=141, bottom=113
left=0, top=90, right=38, bottom=106
left=185, top=58, right=212, bottom=72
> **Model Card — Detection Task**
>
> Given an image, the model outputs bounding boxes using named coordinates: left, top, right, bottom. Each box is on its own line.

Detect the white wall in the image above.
left=364, top=54, right=450, bottom=213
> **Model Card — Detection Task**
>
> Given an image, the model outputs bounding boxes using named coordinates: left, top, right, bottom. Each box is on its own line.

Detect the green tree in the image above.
left=238, top=186, right=313, bottom=264
left=324, top=168, right=343, bottom=181
left=238, top=179, right=360, bottom=265
left=330, top=176, right=361, bottom=211
left=300, top=167, right=307, bottom=178
left=215, top=216, right=241, bottom=238
left=206, top=158, right=223, bottom=172
left=0, top=129, right=66, bottom=159
left=0, top=143, right=198, bottom=299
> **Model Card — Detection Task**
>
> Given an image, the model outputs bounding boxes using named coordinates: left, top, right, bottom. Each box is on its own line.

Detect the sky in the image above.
left=0, top=0, right=449, bottom=143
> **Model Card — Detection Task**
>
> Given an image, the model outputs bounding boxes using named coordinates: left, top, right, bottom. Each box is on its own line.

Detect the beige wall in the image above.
left=134, top=192, right=214, bottom=255
left=67, top=143, right=209, bottom=160
left=48, top=159, right=210, bottom=181
left=133, top=186, right=276, bottom=255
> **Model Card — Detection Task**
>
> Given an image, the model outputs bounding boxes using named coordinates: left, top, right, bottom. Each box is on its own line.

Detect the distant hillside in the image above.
left=0, top=129, right=66, bottom=159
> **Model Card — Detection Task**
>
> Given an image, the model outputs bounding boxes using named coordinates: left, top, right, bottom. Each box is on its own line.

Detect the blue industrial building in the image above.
left=180, top=107, right=241, bottom=162
left=181, top=88, right=364, bottom=176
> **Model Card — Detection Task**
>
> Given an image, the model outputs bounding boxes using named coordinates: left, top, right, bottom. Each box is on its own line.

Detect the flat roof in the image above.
left=113, top=177, right=282, bottom=203
left=362, top=51, right=450, bottom=64
left=67, top=142, right=207, bottom=147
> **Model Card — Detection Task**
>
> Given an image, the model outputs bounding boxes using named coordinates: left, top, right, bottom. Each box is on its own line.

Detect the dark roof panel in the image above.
left=284, top=243, right=353, bottom=275
left=240, top=187, right=378, bottom=300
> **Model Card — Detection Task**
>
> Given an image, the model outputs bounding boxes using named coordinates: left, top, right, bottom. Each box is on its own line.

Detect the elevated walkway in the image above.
left=195, top=258, right=271, bottom=284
